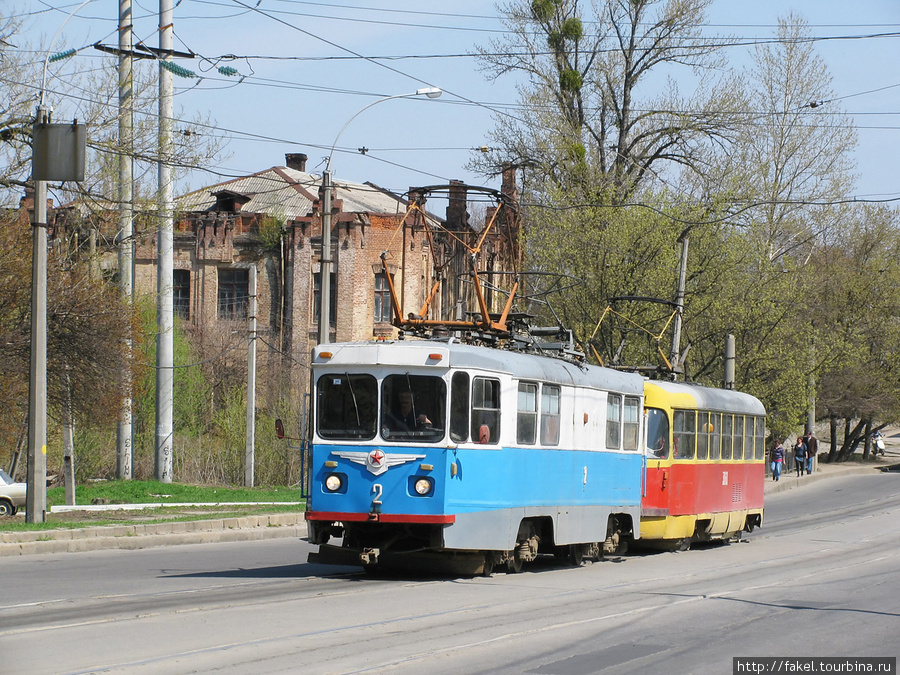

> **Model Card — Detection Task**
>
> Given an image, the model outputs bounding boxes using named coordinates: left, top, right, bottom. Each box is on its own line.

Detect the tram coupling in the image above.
left=360, top=548, right=380, bottom=566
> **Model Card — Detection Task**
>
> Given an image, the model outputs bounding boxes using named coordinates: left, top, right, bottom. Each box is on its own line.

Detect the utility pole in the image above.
left=116, top=0, right=134, bottom=479
left=28, top=0, right=90, bottom=520
left=155, top=0, right=175, bottom=482
left=317, top=170, right=333, bottom=345
left=245, top=265, right=257, bottom=487
left=724, top=334, right=735, bottom=390
left=670, top=233, right=689, bottom=376
left=26, top=104, right=50, bottom=524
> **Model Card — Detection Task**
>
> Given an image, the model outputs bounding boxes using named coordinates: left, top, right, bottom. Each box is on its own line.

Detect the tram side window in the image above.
left=317, top=374, right=378, bottom=440
left=645, top=408, right=669, bottom=458
left=450, top=372, right=470, bottom=443
left=472, top=377, right=501, bottom=444
left=709, top=412, right=721, bottom=459
left=673, top=410, right=696, bottom=459
left=745, top=415, right=754, bottom=460
left=517, top=382, right=538, bottom=444
left=754, top=416, right=766, bottom=459
left=733, top=415, right=745, bottom=460
left=606, top=394, right=622, bottom=450
left=721, top=414, right=733, bottom=460
left=381, top=374, right=446, bottom=443
left=624, top=397, right=640, bottom=451
left=540, top=385, right=561, bottom=446
left=697, top=411, right=710, bottom=460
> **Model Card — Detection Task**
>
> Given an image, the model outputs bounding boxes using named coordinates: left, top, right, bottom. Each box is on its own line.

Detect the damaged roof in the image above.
left=176, top=166, right=440, bottom=223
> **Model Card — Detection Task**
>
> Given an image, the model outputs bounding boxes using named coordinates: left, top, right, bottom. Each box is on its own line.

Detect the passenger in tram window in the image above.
left=770, top=439, right=785, bottom=481
left=792, top=436, right=808, bottom=477
left=645, top=408, right=669, bottom=458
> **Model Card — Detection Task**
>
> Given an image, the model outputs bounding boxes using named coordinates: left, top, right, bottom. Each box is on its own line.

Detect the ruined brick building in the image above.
left=129, top=154, right=521, bottom=401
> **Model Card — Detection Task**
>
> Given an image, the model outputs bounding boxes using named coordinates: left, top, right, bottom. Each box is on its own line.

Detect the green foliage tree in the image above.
left=810, top=204, right=900, bottom=461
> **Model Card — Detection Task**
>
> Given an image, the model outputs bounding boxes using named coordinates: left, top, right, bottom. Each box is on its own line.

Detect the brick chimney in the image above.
left=501, top=163, right=518, bottom=206
left=285, top=153, right=308, bottom=172
left=446, top=179, right=469, bottom=231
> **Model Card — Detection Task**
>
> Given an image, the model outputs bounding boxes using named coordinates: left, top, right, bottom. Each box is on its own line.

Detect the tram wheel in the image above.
left=568, top=544, right=584, bottom=567
left=676, top=538, right=691, bottom=552
left=507, top=551, right=524, bottom=574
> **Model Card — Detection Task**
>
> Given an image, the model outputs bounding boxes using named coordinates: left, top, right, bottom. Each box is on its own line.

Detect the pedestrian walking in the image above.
left=793, top=436, right=808, bottom=477
left=872, top=430, right=886, bottom=456
left=771, top=440, right=785, bottom=481
left=804, top=430, right=818, bottom=474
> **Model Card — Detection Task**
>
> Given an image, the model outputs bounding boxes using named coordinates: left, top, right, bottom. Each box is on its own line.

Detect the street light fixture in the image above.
left=317, top=87, right=442, bottom=345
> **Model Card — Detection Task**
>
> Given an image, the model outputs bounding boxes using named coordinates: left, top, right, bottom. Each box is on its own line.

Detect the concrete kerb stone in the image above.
left=0, top=513, right=308, bottom=557
left=764, top=462, right=879, bottom=495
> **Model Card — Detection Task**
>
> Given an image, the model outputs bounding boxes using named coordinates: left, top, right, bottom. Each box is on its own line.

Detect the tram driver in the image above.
left=385, top=390, right=432, bottom=432
left=645, top=408, right=670, bottom=459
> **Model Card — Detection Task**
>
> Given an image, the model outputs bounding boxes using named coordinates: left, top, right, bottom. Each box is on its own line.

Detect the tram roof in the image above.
left=644, top=379, right=766, bottom=416
left=313, top=340, right=644, bottom=395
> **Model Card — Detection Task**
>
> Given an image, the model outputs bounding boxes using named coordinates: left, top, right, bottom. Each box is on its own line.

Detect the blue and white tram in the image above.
left=305, top=339, right=646, bottom=574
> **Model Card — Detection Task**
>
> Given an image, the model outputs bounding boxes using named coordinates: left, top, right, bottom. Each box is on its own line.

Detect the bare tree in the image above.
left=474, top=0, right=741, bottom=202
left=0, top=209, right=146, bottom=457
left=0, top=9, right=227, bottom=210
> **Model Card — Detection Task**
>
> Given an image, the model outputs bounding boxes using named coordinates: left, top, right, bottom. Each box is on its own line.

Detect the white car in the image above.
left=0, top=469, right=26, bottom=516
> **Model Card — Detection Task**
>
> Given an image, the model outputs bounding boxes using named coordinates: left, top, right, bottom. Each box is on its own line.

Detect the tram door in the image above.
left=642, top=408, right=670, bottom=511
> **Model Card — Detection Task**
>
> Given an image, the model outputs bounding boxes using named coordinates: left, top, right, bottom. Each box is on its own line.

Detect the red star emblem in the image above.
left=369, top=449, right=385, bottom=466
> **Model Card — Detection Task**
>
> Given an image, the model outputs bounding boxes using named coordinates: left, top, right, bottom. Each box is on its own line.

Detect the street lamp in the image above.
left=317, top=87, right=442, bottom=345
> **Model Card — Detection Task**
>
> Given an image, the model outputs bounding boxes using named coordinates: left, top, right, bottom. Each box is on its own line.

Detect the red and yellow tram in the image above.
left=640, top=380, right=766, bottom=549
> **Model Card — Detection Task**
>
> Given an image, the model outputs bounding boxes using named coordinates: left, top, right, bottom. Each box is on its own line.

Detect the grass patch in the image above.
left=46, top=480, right=304, bottom=506
left=1, top=494, right=306, bottom=534
left=0, top=480, right=306, bottom=532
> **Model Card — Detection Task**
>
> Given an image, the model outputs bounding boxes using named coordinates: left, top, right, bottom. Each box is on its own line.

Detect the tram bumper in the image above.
left=308, top=543, right=489, bottom=575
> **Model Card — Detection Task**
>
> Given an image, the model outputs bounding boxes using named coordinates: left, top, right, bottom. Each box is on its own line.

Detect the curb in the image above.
left=0, top=512, right=308, bottom=557
left=2, top=461, right=890, bottom=557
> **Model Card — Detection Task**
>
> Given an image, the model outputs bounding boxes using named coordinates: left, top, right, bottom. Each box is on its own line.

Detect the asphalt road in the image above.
left=1, top=471, right=898, bottom=675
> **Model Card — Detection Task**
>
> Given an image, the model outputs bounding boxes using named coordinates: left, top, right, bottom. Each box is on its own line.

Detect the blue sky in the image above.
left=13, top=0, right=900, bottom=201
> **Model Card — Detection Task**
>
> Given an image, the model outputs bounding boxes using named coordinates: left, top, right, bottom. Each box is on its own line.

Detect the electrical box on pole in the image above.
left=32, top=121, right=86, bottom=181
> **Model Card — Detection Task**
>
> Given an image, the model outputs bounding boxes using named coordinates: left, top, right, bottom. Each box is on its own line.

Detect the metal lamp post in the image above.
left=317, top=87, right=442, bottom=345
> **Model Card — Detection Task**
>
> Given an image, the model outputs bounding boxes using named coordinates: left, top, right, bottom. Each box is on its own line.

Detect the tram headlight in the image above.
left=414, top=477, right=433, bottom=496
left=325, top=474, right=343, bottom=492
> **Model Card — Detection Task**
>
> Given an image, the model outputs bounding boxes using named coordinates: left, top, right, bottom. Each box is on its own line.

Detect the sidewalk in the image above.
left=765, top=432, right=899, bottom=495
left=0, top=512, right=308, bottom=557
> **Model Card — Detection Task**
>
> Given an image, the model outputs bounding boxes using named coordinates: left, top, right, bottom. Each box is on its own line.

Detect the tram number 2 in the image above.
left=372, top=483, right=383, bottom=506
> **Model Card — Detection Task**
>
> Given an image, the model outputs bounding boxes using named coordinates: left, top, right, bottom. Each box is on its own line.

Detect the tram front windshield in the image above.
left=316, top=373, right=446, bottom=443
left=317, top=374, right=378, bottom=440
left=381, top=374, right=445, bottom=442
